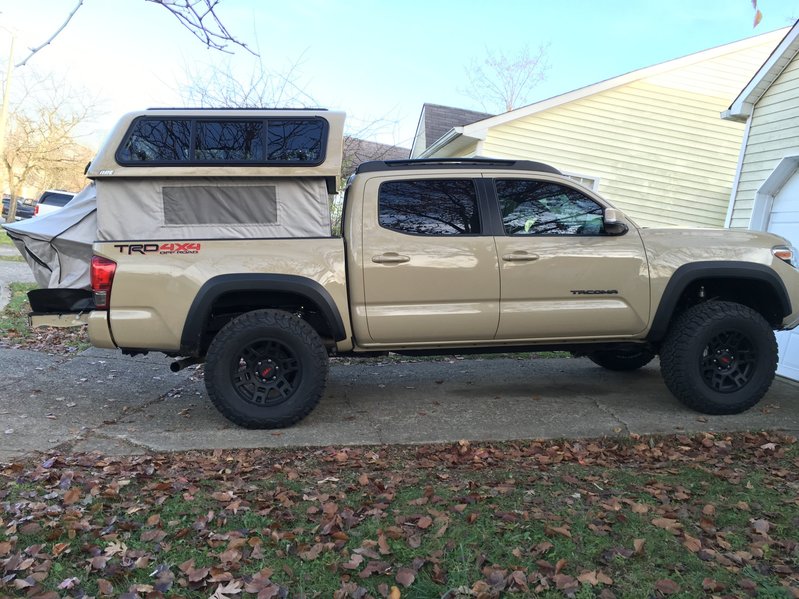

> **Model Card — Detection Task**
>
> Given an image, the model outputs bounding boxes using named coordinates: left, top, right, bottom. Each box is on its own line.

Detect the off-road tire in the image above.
left=204, top=309, right=328, bottom=428
left=659, top=301, right=777, bottom=415
left=588, top=347, right=656, bottom=371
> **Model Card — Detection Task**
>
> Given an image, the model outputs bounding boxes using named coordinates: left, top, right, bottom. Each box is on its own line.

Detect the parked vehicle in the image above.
left=33, top=190, right=76, bottom=217
left=6, top=109, right=799, bottom=429
left=2, top=196, right=36, bottom=221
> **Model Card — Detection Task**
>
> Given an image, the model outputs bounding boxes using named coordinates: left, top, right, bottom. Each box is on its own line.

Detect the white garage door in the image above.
left=768, top=169, right=799, bottom=381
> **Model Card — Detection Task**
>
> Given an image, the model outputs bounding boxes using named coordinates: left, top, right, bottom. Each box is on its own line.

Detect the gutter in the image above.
left=419, top=126, right=487, bottom=159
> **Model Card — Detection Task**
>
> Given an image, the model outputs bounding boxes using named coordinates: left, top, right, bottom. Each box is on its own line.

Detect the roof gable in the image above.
left=723, top=20, right=799, bottom=122
left=418, top=28, right=786, bottom=157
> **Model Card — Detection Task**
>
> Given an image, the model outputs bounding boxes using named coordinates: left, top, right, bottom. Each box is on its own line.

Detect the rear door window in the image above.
left=378, top=179, right=481, bottom=236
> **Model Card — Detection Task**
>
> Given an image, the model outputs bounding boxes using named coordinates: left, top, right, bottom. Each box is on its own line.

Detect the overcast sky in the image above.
left=2, top=0, right=798, bottom=148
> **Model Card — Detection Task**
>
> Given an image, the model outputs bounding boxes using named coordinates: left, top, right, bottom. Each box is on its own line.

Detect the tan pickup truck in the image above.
left=6, top=109, right=799, bottom=428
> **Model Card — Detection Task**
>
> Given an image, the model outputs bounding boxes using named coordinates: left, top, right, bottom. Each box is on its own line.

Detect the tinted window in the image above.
left=267, top=119, right=323, bottom=162
left=196, top=120, right=264, bottom=161
left=117, top=117, right=326, bottom=165
left=118, top=119, right=191, bottom=162
left=496, top=179, right=604, bottom=235
left=39, top=192, right=75, bottom=206
left=379, top=179, right=480, bottom=235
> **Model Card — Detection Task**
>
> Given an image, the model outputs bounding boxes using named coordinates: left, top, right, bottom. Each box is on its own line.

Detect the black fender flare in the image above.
left=180, top=273, right=347, bottom=355
left=647, top=261, right=792, bottom=342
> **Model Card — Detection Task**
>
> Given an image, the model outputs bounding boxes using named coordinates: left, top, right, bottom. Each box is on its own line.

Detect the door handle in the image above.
left=372, top=253, right=410, bottom=264
left=502, top=252, right=540, bottom=262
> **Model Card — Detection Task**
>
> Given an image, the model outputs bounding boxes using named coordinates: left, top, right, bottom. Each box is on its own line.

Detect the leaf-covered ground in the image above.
left=2, top=433, right=798, bottom=598
left=0, top=282, right=89, bottom=354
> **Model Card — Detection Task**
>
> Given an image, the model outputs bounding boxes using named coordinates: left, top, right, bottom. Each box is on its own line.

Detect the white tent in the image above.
left=3, top=184, right=96, bottom=289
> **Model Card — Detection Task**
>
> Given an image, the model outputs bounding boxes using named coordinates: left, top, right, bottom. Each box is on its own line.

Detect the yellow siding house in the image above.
left=413, top=30, right=785, bottom=228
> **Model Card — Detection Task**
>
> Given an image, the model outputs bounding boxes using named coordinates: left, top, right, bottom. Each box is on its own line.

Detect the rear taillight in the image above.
left=91, top=256, right=117, bottom=309
left=34, top=204, right=39, bottom=216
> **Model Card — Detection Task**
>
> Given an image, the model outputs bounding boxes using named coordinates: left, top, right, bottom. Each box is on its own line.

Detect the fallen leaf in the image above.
left=702, top=578, right=725, bottom=592
left=342, top=554, right=364, bottom=570
left=682, top=534, right=701, bottom=553
left=651, top=518, right=681, bottom=532
left=58, top=577, right=80, bottom=590
left=63, top=488, right=81, bottom=505
left=547, top=525, right=572, bottom=539
left=655, top=579, right=680, bottom=595
left=97, top=579, right=114, bottom=596
left=552, top=574, right=578, bottom=591
left=396, top=568, right=415, bottom=587
left=751, top=519, right=770, bottom=535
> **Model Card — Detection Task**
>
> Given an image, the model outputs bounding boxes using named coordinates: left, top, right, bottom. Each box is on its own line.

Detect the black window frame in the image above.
left=377, top=178, right=487, bottom=237
left=490, top=178, right=608, bottom=237
left=115, top=115, right=328, bottom=167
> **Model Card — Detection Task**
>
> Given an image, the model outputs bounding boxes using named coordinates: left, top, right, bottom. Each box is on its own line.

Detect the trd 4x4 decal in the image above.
left=113, top=242, right=201, bottom=255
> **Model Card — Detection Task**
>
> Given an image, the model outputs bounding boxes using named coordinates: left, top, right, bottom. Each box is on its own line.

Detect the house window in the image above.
left=563, top=172, right=600, bottom=192
left=378, top=179, right=481, bottom=235
left=496, top=179, right=604, bottom=236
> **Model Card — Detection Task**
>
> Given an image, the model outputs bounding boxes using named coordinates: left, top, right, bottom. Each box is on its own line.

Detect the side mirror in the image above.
left=603, top=208, right=629, bottom=236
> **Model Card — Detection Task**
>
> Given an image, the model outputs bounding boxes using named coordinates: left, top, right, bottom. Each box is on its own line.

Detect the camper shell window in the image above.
left=116, top=117, right=327, bottom=166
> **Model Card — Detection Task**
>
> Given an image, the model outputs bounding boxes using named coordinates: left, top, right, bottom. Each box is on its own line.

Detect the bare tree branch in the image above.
left=13, top=0, right=254, bottom=69
left=461, top=45, right=550, bottom=113
left=145, top=0, right=256, bottom=55
left=15, top=0, right=84, bottom=67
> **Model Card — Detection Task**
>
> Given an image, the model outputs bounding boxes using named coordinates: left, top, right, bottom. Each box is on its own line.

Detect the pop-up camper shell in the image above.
left=3, top=108, right=345, bottom=315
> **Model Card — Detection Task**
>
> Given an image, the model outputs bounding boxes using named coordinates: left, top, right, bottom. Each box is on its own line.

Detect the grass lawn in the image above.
left=0, top=230, right=13, bottom=245
left=1, top=433, right=797, bottom=598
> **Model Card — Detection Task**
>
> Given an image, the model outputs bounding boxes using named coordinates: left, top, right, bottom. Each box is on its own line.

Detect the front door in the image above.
left=361, top=176, right=500, bottom=344
left=491, top=178, right=650, bottom=340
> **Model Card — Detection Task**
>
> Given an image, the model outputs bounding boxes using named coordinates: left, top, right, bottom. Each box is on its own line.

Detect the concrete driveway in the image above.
left=1, top=347, right=797, bottom=462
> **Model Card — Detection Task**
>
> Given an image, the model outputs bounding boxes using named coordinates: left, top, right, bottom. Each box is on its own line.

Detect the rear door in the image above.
left=359, top=175, right=500, bottom=344
left=491, top=177, right=650, bottom=340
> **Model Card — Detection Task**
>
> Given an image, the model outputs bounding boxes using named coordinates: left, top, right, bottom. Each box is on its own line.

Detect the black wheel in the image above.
left=204, top=309, right=328, bottom=428
left=588, top=347, right=655, bottom=371
left=660, top=301, right=777, bottom=415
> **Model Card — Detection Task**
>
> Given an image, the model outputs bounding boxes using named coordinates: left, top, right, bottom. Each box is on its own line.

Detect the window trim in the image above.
left=115, top=115, right=329, bottom=167
left=490, top=177, right=609, bottom=237
left=377, top=177, right=485, bottom=237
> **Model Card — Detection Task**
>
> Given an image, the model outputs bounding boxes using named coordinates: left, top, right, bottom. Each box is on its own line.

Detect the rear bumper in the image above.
left=87, top=311, right=116, bottom=348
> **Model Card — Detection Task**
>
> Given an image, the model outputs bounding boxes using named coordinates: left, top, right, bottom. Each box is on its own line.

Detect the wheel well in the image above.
left=672, top=277, right=784, bottom=328
left=201, top=291, right=335, bottom=354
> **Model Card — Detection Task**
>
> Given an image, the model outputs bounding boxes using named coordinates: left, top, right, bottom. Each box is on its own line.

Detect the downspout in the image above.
left=724, top=116, right=752, bottom=229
